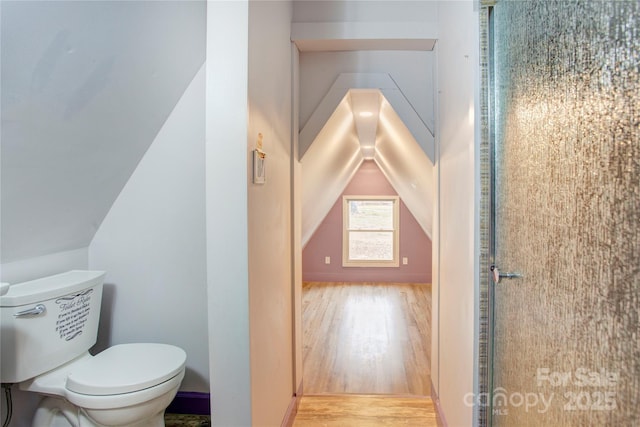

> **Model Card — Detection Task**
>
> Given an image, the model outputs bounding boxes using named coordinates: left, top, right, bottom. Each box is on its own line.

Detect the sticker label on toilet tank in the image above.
left=55, top=289, right=93, bottom=341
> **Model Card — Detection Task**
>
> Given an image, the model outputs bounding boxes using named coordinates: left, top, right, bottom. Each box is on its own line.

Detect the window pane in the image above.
left=348, top=231, right=394, bottom=261
left=348, top=200, right=394, bottom=230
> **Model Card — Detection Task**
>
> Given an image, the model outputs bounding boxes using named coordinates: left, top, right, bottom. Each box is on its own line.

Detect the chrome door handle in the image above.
left=491, top=265, right=522, bottom=283
left=14, top=304, right=47, bottom=318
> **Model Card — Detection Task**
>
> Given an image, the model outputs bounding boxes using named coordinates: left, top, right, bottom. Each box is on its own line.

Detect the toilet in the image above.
left=0, top=270, right=186, bottom=427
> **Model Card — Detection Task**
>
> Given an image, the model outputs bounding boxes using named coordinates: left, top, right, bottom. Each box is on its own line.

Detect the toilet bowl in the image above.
left=0, top=271, right=186, bottom=427
left=25, top=343, right=186, bottom=427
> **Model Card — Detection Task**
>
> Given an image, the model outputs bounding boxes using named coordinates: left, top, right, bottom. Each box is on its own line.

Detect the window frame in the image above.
left=342, top=195, right=400, bottom=267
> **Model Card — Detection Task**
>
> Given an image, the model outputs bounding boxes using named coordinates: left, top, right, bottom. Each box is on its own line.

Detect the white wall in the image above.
left=0, top=248, right=87, bottom=284
left=433, top=1, right=479, bottom=426
left=205, top=3, right=296, bottom=424
left=205, top=1, right=252, bottom=425
left=0, top=1, right=205, bottom=263
left=292, top=0, right=438, bottom=24
left=88, top=66, right=208, bottom=392
left=247, top=1, right=295, bottom=425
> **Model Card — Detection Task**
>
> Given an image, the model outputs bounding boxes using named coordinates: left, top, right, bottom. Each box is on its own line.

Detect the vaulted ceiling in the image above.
left=300, top=86, right=435, bottom=247
left=293, top=1, right=439, bottom=248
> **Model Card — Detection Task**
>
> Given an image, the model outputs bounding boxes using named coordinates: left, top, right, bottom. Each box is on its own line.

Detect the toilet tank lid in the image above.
left=0, top=270, right=105, bottom=307
left=66, top=343, right=186, bottom=396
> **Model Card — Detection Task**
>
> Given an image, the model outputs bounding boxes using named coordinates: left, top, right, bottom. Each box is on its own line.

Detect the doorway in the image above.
left=295, top=52, right=435, bottom=398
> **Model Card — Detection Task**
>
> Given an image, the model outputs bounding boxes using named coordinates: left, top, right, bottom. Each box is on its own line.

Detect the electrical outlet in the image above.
left=402, top=257, right=408, bottom=265
left=325, top=256, right=331, bottom=265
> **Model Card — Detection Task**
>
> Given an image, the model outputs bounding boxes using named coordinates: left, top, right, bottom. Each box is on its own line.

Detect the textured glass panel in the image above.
left=348, top=231, right=394, bottom=261
left=492, top=1, right=639, bottom=426
left=348, top=200, right=394, bottom=230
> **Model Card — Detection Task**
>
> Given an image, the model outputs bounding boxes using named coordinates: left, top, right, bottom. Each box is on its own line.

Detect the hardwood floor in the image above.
left=302, top=282, right=431, bottom=396
left=292, top=395, right=438, bottom=427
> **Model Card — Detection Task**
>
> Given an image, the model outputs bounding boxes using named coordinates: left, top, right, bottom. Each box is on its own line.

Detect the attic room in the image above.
left=297, top=69, right=436, bottom=395
left=293, top=7, right=439, bottom=398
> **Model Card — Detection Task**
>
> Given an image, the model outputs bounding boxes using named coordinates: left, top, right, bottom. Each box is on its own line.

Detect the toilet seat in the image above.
left=66, top=343, right=186, bottom=396
left=63, top=369, right=185, bottom=410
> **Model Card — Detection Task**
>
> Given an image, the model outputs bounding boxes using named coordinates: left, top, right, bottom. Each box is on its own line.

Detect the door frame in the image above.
left=478, top=2, right=495, bottom=427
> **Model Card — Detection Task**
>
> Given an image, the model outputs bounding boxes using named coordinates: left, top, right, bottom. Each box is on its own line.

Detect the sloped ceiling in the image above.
left=301, top=94, right=363, bottom=247
left=375, top=98, right=434, bottom=237
left=0, top=1, right=205, bottom=263
left=299, top=72, right=434, bottom=161
left=301, top=88, right=433, bottom=248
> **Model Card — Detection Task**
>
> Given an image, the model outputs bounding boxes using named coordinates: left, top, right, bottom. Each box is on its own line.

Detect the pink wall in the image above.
left=302, top=160, right=432, bottom=283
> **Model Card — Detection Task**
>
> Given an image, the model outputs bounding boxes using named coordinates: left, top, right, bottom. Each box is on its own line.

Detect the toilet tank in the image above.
left=0, top=270, right=105, bottom=383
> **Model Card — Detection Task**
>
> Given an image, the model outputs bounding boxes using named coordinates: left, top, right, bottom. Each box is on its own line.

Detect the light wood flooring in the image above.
left=292, top=395, right=438, bottom=427
left=302, top=282, right=431, bottom=396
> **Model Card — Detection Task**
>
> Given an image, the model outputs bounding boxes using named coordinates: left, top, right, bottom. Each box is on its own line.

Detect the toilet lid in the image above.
left=66, top=343, right=186, bottom=395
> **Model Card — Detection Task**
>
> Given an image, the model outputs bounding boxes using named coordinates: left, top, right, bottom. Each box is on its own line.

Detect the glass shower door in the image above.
left=489, top=1, right=639, bottom=426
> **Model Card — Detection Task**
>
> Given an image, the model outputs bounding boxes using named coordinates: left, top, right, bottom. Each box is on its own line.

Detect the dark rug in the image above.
left=164, top=413, right=211, bottom=427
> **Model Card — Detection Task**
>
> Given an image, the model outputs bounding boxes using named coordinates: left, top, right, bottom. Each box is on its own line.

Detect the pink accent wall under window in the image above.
left=302, top=160, right=432, bottom=283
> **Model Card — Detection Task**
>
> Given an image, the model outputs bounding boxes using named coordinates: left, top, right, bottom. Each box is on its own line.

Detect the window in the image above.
left=342, top=196, right=399, bottom=267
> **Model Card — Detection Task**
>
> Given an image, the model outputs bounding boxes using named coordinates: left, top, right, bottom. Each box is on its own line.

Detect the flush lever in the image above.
left=491, top=265, right=522, bottom=284
left=14, top=304, right=47, bottom=318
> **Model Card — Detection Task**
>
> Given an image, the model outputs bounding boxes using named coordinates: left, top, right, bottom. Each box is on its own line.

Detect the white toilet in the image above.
left=0, top=270, right=186, bottom=427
